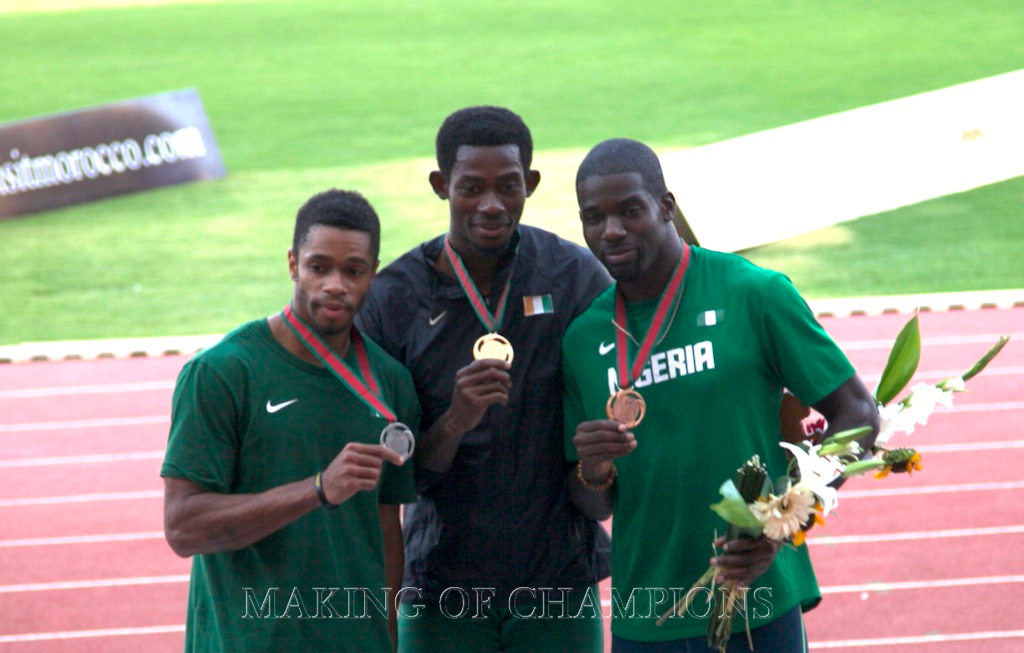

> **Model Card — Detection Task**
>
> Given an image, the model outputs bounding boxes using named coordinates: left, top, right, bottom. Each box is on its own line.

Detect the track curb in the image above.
left=2, top=289, right=1021, bottom=364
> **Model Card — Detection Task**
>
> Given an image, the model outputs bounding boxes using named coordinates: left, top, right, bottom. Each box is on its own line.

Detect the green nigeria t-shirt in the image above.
left=563, top=246, right=855, bottom=642
left=162, top=319, right=418, bottom=653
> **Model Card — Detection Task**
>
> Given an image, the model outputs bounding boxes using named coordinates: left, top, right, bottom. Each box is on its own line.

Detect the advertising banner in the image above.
left=0, top=88, right=226, bottom=219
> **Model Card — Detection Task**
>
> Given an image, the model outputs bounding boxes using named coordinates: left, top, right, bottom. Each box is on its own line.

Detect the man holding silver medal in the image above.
left=562, top=139, right=879, bottom=652
left=162, top=189, right=419, bottom=652
left=356, top=106, right=613, bottom=652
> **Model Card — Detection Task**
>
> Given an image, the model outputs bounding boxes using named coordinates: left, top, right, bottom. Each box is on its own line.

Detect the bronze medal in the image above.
left=380, top=422, right=415, bottom=462
left=473, top=333, right=515, bottom=364
left=606, top=388, right=647, bottom=428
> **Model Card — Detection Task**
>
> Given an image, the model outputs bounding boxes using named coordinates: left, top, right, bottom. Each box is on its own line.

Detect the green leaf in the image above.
left=710, top=480, right=765, bottom=532
left=961, top=336, right=1010, bottom=382
left=874, top=314, right=922, bottom=406
left=840, top=460, right=889, bottom=477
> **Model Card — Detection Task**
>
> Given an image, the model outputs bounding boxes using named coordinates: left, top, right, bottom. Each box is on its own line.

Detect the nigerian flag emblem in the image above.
left=697, top=309, right=725, bottom=326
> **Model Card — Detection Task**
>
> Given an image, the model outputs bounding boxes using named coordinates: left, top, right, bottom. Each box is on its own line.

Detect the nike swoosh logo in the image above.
left=266, top=399, right=298, bottom=414
left=429, top=310, right=447, bottom=326
left=599, top=341, right=615, bottom=356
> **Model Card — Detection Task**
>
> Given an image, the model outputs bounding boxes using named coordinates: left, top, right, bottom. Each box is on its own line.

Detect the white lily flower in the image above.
left=876, top=402, right=916, bottom=446
left=937, top=376, right=966, bottom=393
left=906, top=382, right=955, bottom=414
left=778, top=441, right=843, bottom=514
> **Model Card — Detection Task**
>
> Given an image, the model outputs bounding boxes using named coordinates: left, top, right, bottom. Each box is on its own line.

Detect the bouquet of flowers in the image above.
left=657, top=313, right=1009, bottom=652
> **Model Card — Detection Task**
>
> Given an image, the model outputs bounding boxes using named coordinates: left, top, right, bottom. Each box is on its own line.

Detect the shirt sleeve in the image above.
left=759, top=273, right=855, bottom=406
left=160, top=357, right=240, bottom=493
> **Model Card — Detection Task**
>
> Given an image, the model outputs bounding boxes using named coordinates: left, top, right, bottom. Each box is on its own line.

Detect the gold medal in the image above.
left=380, top=422, right=415, bottom=462
left=606, top=388, right=646, bottom=428
left=473, top=333, right=515, bottom=364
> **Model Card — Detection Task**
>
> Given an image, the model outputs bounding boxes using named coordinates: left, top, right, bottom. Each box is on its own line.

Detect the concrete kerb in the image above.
left=1, top=289, right=1022, bottom=365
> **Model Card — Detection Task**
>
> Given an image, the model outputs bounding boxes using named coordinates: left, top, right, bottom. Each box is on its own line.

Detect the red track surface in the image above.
left=1, top=308, right=1021, bottom=652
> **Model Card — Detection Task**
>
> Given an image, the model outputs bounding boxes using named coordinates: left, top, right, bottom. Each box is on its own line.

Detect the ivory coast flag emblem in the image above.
left=523, top=294, right=554, bottom=316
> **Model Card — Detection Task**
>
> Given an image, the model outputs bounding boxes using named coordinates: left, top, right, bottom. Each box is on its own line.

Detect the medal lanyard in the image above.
left=613, top=242, right=691, bottom=390
left=443, top=236, right=514, bottom=334
left=281, top=304, right=397, bottom=422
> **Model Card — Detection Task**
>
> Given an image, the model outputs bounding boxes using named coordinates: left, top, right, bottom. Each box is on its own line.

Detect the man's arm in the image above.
left=379, top=503, right=403, bottom=652
left=415, top=358, right=511, bottom=475
left=566, top=419, right=637, bottom=521
left=163, top=442, right=403, bottom=557
left=714, top=374, right=880, bottom=587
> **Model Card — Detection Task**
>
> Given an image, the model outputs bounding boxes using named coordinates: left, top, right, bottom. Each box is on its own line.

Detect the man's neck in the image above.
left=618, top=240, right=685, bottom=304
left=437, top=240, right=506, bottom=295
left=268, top=313, right=351, bottom=365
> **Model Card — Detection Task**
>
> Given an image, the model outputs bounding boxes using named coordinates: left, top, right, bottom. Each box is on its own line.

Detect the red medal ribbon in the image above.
left=613, top=242, right=691, bottom=390
left=443, top=236, right=513, bottom=333
left=281, top=304, right=397, bottom=422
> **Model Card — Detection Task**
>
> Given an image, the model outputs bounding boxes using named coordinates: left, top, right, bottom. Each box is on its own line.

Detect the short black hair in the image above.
left=292, top=189, right=380, bottom=260
left=435, top=106, right=533, bottom=179
left=575, top=138, right=667, bottom=199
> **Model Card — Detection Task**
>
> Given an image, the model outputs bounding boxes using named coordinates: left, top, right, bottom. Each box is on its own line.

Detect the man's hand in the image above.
left=416, top=358, right=512, bottom=475
left=320, top=442, right=404, bottom=506
left=572, top=419, right=637, bottom=484
left=444, top=358, right=512, bottom=434
left=710, top=535, right=782, bottom=589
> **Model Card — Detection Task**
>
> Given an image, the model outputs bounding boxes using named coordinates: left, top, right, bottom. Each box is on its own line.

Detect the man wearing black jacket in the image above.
left=356, top=105, right=611, bottom=652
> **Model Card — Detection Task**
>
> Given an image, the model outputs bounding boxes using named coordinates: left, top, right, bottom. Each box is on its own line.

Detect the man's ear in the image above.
left=428, top=170, right=449, bottom=200
left=660, top=191, right=678, bottom=223
left=287, top=248, right=298, bottom=281
left=525, top=169, right=541, bottom=197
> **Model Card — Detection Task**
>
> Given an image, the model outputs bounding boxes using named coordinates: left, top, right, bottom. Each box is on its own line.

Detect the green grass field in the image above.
left=1, top=0, right=1021, bottom=344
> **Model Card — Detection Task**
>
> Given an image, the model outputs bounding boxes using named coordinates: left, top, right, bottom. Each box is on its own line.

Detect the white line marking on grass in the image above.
left=0, top=574, right=188, bottom=593
left=0, top=625, right=185, bottom=643
left=839, top=479, right=1024, bottom=498
left=807, top=524, right=1024, bottom=546
left=0, top=531, right=165, bottom=548
left=0, top=490, right=162, bottom=507
left=809, top=629, right=1024, bottom=649
left=820, top=574, right=1024, bottom=594
left=0, top=381, right=173, bottom=399
left=0, top=451, right=164, bottom=468
left=0, top=415, right=168, bottom=432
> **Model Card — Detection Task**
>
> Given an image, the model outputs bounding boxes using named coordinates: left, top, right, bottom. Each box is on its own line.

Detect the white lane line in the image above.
left=916, top=440, right=1024, bottom=453
left=0, top=381, right=173, bottom=399
left=0, top=451, right=164, bottom=468
left=0, top=575, right=188, bottom=593
left=837, top=333, right=1024, bottom=350
left=3, top=399, right=1020, bottom=435
left=821, top=574, right=1024, bottom=594
left=809, top=629, right=1024, bottom=649
left=0, top=625, right=185, bottom=643
left=2, top=363, right=1015, bottom=400
left=807, top=524, right=1024, bottom=546
left=839, top=479, right=1024, bottom=498
left=858, top=365, right=1024, bottom=383
left=0, top=490, right=162, bottom=507
left=0, top=415, right=168, bottom=433
left=0, top=531, right=165, bottom=548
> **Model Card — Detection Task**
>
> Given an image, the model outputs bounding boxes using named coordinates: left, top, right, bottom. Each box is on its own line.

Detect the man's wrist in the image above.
left=577, top=460, right=617, bottom=492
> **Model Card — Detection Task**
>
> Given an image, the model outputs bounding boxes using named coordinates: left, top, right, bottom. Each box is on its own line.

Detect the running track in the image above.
left=1, top=306, right=1021, bottom=652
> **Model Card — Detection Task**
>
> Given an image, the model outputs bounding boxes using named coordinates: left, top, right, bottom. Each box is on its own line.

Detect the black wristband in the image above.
left=314, top=471, right=338, bottom=509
